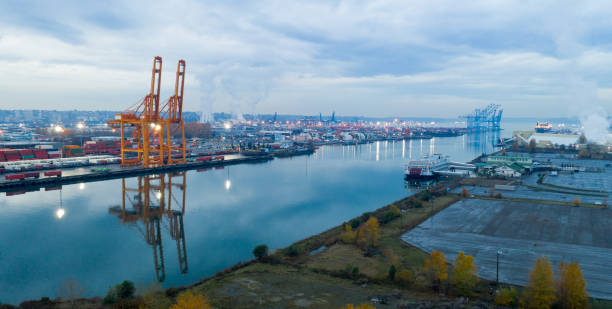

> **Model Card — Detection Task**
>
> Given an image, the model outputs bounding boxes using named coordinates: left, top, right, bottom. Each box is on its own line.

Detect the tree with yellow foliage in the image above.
left=170, top=290, right=211, bottom=309
left=341, top=303, right=376, bottom=309
left=424, top=251, right=448, bottom=291
left=556, top=261, right=588, bottom=309
left=341, top=224, right=356, bottom=244
left=453, top=251, right=478, bottom=296
left=357, top=217, right=380, bottom=248
left=572, top=198, right=580, bottom=207
left=524, top=257, right=556, bottom=309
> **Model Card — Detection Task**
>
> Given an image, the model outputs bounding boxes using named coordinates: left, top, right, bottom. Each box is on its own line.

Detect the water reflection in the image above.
left=108, top=172, right=189, bottom=282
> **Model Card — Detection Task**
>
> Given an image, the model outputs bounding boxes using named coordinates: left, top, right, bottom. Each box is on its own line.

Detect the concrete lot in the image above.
left=451, top=185, right=610, bottom=205
left=544, top=171, right=612, bottom=193
left=402, top=199, right=612, bottom=300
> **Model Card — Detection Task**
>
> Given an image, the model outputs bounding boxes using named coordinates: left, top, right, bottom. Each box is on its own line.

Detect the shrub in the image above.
left=414, top=200, right=423, bottom=208
left=352, top=266, right=360, bottom=278
left=350, top=218, right=361, bottom=229
left=495, top=287, right=519, bottom=307
left=395, top=269, right=414, bottom=287
left=170, top=290, right=211, bottom=309
left=382, top=205, right=401, bottom=223
left=421, top=190, right=432, bottom=201
left=283, top=244, right=303, bottom=257
left=252, top=244, right=269, bottom=259
left=341, top=224, right=357, bottom=244
left=117, top=280, right=135, bottom=299
left=388, top=265, right=397, bottom=281
left=102, top=281, right=136, bottom=304
left=495, top=193, right=503, bottom=199
left=461, top=188, right=470, bottom=198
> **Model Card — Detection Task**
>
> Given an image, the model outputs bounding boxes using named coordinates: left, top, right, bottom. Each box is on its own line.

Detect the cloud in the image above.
left=0, top=0, right=611, bottom=117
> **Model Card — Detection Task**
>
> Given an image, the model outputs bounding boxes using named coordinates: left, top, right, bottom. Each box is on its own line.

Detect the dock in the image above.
left=0, top=155, right=273, bottom=192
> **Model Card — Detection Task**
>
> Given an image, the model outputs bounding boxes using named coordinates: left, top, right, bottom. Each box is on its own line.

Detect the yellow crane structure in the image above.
left=108, top=57, right=186, bottom=167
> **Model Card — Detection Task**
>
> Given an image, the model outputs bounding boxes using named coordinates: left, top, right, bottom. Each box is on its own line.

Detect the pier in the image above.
left=0, top=155, right=273, bottom=192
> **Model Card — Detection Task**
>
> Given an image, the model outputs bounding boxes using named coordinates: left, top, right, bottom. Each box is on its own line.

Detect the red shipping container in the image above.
left=44, top=170, right=62, bottom=177
left=196, top=156, right=212, bottom=162
left=5, top=174, right=25, bottom=180
left=7, top=155, right=20, bottom=161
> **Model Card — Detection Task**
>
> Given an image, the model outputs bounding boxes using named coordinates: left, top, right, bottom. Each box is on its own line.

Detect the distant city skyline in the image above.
left=1, top=1, right=612, bottom=119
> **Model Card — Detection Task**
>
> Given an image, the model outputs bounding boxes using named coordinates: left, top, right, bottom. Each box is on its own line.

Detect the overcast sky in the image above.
left=1, top=1, right=612, bottom=118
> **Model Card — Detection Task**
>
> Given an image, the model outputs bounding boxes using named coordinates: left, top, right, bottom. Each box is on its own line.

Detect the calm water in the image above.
left=0, top=128, right=511, bottom=304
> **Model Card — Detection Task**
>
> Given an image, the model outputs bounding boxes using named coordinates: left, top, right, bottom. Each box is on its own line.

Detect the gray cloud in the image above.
left=0, top=0, right=611, bottom=117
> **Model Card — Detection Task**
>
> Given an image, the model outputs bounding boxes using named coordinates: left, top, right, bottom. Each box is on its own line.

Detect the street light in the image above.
left=225, top=167, right=231, bottom=190
left=496, top=249, right=503, bottom=286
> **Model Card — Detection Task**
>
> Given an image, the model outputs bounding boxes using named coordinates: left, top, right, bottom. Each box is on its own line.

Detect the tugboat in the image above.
left=404, top=154, right=449, bottom=180
left=535, top=121, right=553, bottom=133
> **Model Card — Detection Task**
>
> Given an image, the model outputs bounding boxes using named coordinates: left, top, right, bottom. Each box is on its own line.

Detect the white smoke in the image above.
left=547, top=9, right=612, bottom=145
left=198, top=63, right=271, bottom=123
left=579, top=108, right=611, bottom=144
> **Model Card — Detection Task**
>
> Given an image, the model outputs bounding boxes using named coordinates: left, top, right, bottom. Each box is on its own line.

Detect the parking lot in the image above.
left=402, top=199, right=612, bottom=300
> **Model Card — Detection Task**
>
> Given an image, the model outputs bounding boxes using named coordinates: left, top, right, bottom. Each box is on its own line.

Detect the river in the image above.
left=0, top=125, right=521, bottom=304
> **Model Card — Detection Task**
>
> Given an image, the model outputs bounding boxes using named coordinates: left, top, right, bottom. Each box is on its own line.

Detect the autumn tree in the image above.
left=341, top=224, right=356, bottom=244
left=453, top=251, right=478, bottom=296
left=357, top=217, right=380, bottom=248
left=170, top=290, right=211, bottom=309
left=524, top=257, right=556, bottom=309
left=424, top=251, right=448, bottom=291
left=556, top=261, right=588, bottom=309
left=572, top=198, right=580, bottom=207
left=461, top=188, right=470, bottom=198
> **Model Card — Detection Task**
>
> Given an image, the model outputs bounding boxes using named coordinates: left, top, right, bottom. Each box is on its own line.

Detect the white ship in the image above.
left=404, top=154, right=449, bottom=179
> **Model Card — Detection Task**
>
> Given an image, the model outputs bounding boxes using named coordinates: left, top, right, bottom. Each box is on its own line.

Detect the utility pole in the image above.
left=496, top=249, right=503, bottom=286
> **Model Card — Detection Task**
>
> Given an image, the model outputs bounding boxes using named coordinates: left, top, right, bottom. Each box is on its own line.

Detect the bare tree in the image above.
left=57, top=278, right=85, bottom=308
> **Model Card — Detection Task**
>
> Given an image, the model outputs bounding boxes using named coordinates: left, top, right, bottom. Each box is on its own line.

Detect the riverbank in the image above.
left=9, top=184, right=612, bottom=308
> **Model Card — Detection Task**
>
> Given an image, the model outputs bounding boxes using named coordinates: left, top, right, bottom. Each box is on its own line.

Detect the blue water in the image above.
left=0, top=129, right=510, bottom=304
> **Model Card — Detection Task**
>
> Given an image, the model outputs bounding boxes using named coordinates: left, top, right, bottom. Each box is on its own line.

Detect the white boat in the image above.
left=404, top=154, right=449, bottom=179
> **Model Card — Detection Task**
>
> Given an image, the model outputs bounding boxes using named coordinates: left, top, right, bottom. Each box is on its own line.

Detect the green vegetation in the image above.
left=252, top=244, right=269, bottom=259
left=103, top=280, right=135, bottom=304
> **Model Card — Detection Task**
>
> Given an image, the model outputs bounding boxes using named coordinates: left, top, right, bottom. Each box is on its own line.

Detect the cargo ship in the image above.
left=535, top=121, right=552, bottom=133
left=404, top=154, right=449, bottom=180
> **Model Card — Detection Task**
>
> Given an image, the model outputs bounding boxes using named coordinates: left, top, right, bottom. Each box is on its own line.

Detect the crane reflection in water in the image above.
left=108, top=172, right=188, bottom=282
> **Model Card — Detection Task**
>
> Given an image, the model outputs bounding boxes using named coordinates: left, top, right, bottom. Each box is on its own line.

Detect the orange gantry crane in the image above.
left=108, top=172, right=189, bottom=281
left=108, top=57, right=186, bottom=167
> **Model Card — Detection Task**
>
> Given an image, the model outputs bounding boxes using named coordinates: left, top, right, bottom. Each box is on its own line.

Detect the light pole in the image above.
left=496, top=249, right=503, bottom=286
